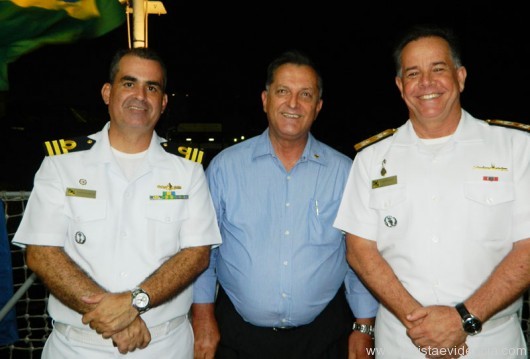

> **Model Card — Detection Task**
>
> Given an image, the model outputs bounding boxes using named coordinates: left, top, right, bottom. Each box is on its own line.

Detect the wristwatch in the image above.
left=455, top=302, right=482, bottom=335
left=131, top=287, right=150, bottom=314
left=352, top=322, right=375, bottom=338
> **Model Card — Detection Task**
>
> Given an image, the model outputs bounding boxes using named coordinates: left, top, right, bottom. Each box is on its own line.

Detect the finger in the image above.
left=407, top=307, right=429, bottom=322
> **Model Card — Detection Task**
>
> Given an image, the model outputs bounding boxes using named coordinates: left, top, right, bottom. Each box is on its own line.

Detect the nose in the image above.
left=134, top=86, right=148, bottom=99
left=287, top=94, right=298, bottom=108
left=419, top=73, right=434, bottom=87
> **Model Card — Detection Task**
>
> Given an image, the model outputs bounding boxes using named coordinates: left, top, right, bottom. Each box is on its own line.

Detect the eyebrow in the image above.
left=404, top=61, right=448, bottom=72
left=119, top=75, right=163, bottom=89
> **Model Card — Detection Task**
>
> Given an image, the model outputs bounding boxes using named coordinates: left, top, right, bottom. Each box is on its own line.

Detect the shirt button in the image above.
left=120, top=272, right=128, bottom=278
left=283, top=261, right=288, bottom=266
left=285, top=202, right=290, bottom=207
left=286, top=176, right=291, bottom=180
left=284, top=230, right=290, bottom=235
left=432, top=236, right=439, bottom=243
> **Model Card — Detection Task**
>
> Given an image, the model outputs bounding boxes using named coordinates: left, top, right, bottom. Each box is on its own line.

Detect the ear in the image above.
left=395, top=76, right=404, bottom=98
left=101, top=83, right=111, bottom=105
left=261, top=90, right=268, bottom=113
left=315, top=98, right=323, bottom=116
left=457, top=66, right=467, bottom=93
left=161, top=93, right=168, bottom=113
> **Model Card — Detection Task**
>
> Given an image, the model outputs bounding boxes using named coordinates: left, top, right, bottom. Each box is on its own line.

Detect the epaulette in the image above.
left=43, top=136, right=96, bottom=156
left=485, top=119, right=530, bottom=133
left=161, top=142, right=205, bottom=164
left=354, top=129, right=397, bottom=152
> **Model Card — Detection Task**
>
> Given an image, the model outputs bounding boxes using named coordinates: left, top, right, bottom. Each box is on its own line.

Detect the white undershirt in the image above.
left=420, top=134, right=453, bottom=153
left=111, top=147, right=147, bottom=180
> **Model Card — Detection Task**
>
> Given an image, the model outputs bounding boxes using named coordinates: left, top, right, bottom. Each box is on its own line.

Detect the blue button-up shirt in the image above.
left=194, top=129, right=378, bottom=327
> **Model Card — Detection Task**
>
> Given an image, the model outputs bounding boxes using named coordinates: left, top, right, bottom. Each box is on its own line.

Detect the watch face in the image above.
left=463, top=317, right=482, bottom=335
left=134, top=293, right=149, bottom=309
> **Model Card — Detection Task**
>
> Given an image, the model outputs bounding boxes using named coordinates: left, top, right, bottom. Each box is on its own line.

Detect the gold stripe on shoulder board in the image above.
left=354, top=129, right=397, bottom=152
left=43, top=137, right=95, bottom=156
left=486, top=119, right=530, bottom=132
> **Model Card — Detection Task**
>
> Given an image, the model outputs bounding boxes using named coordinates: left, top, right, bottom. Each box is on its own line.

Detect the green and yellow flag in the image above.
left=0, top=0, right=126, bottom=91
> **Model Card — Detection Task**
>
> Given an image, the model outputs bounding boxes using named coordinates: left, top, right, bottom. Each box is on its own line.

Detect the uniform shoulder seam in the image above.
left=485, top=119, right=530, bottom=132
left=160, top=141, right=205, bottom=164
left=354, top=129, right=397, bottom=152
left=43, top=136, right=95, bottom=156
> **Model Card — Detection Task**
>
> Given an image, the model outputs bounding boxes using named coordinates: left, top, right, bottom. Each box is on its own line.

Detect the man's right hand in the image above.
left=111, top=316, right=151, bottom=354
left=192, top=303, right=220, bottom=359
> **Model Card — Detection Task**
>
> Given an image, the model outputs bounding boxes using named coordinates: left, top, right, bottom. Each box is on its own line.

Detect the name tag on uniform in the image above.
left=66, top=188, right=96, bottom=199
left=372, top=176, right=397, bottom=189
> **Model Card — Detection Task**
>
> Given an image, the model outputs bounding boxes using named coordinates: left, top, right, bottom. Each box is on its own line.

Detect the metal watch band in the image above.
left=352, top=322, right=375, bottom=338
left=131, top=287, right=150, bottom=314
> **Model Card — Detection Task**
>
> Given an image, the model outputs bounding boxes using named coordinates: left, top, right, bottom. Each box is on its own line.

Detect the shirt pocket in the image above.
left=145, top=201, right=190, bottom=254
left=463, top=181, right=514, bottom=241
left=64, top=197, right=107, bottom=222
left=308, top=198, right=342, bottom=247
left=369, top=185, right=407, bottom=211
left=64, top=197, right=108, bottom=246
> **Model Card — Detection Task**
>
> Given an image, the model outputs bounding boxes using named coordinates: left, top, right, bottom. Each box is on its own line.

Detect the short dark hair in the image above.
left=265, top=50, right=323, bottom=98
left=108, top=47, right=167, bottom=90
left=393, top=24, right=462, bottom=76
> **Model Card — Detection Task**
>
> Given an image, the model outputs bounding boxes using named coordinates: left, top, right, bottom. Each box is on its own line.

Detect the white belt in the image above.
left=482, top=313, right=515, bottom=331
left=53, top=315, right=188, bottom=347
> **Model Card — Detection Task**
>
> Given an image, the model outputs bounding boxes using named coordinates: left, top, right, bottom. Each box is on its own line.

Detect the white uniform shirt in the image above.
left=334, top=111, right=530, bottom=357
left=13, top=122, right=222, bottom=328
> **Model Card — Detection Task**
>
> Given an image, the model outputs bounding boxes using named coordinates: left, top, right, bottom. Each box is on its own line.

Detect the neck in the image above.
left=108, top=127, right=152, bottom=154
left=270, top=133, right=307, bottom=172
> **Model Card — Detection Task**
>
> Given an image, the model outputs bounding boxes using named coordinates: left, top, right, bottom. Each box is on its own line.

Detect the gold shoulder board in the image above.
left=161, top=142, right=205, bottom=164
left=354, top=129, right=397, bottom=152
left=43, top=136, right=96, bottom=156
left=485, top=119, right=530, bottom=132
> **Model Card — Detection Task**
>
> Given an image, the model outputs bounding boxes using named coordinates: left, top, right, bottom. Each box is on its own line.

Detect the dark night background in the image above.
left=1, top=3, right=529, bottom=190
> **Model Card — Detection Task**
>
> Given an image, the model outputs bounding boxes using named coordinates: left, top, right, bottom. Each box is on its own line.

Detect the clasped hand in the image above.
left=81, top=292, right=151, bottom=353
left=406, top=305, right=468, bottom=359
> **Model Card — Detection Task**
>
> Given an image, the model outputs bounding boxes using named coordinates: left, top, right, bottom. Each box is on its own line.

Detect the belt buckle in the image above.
left=272, top=326, right=297, bottom=331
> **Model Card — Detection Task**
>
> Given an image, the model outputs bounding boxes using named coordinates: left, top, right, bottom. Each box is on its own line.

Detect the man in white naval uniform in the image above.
left=13, top=47, right=222, bottom=358
left=334, top=24, right=529, bottom=358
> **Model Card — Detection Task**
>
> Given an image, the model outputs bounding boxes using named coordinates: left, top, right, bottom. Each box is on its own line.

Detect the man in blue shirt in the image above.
left=192, top=50, right=378, bottom=359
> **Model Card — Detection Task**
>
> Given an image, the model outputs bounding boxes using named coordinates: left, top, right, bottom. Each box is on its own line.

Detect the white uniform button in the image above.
left=487, top=197, right=494, bottom=204
left=432, top=236, right=439, bottom=243
left=120, top=272, right=128, bottom=278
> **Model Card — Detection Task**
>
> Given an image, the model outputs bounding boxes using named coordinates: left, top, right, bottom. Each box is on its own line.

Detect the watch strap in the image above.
left=131, top=287, right=150, bottom=314
left=455, top=302, right=470, bottom=319
left=352, top=322, right=374, bottom=338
